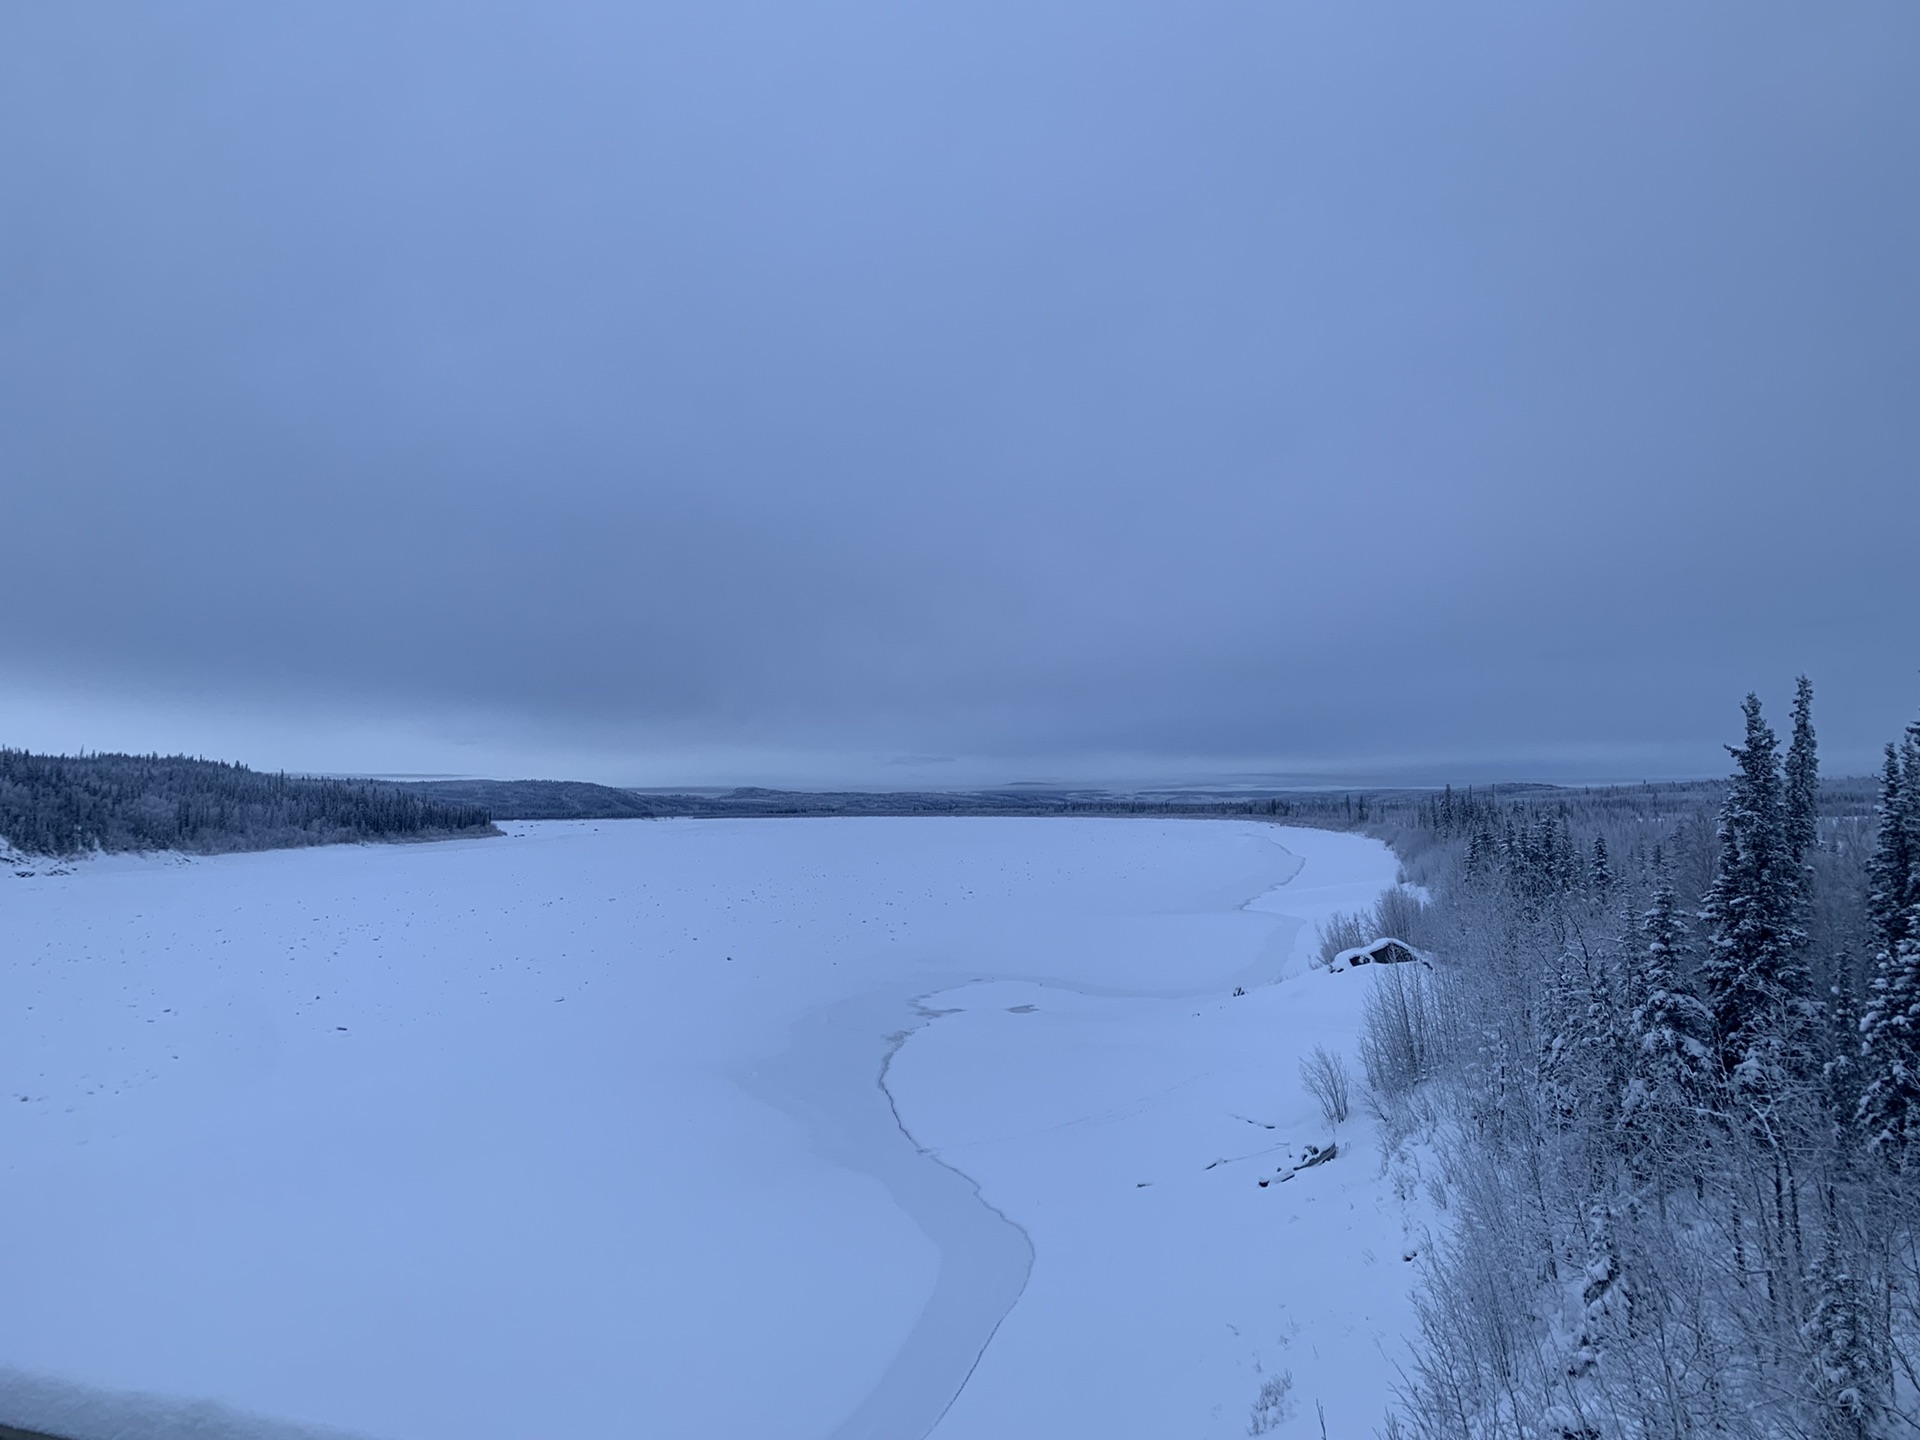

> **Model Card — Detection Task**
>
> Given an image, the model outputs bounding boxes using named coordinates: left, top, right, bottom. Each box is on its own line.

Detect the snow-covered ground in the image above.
left=0, top=818, right=1420, bottom=1440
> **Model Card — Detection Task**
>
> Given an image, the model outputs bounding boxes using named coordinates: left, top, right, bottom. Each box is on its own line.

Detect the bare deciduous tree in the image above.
left=1299, top=1044, right=1352, bottom=1128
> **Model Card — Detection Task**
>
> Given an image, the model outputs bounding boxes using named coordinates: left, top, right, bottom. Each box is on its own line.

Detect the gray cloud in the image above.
left=3, top=1, right=1916, bottom=784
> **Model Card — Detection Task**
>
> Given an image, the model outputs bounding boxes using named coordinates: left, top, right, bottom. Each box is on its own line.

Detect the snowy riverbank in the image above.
left=0, top=818, right=1421, bottom=1439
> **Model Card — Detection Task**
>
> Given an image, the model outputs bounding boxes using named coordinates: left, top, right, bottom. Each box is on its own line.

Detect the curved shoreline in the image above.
left=739, top=832, right=1309, bottom=1440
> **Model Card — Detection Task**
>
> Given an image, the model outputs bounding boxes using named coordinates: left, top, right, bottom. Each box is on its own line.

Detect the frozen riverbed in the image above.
left=0, top=818, right=1416, bottom=1440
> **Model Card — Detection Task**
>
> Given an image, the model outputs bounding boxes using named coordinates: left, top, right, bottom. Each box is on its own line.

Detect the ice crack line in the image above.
left=733, top=982, right=1034, bottom=1440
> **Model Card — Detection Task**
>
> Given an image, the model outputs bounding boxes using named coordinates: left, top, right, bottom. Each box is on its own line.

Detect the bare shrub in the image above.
left=1359, top=964, right=1445, bottom=1103
left=1246, top=1369, right=1294, bottom=1434
left=1315, top=886, right=1434, bottom=968
left=1371, top=885, right=1434, bottom=950
left=1299, top=1045, right=1353, bottom=1128
left=1314, top=909, right=1372, bottom=967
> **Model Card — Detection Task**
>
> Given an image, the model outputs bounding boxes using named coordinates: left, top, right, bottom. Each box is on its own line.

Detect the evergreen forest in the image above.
left=1330, top=683, right=1920, bottom=1438
left=0, top=750, right=496, bottom=857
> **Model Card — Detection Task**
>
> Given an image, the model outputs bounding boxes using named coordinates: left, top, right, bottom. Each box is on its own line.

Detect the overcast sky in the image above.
left=2, top=2, right=1916, bottom=788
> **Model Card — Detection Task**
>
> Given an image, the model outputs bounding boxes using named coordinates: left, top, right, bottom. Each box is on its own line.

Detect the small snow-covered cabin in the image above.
left=1329, top=937, right=1427, bottom=971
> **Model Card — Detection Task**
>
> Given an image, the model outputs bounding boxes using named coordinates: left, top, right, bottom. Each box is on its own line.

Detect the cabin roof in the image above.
left=1329, top=936, right=1430, bottom=970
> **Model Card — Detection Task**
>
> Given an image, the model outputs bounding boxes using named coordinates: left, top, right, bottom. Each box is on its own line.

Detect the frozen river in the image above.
left=0, top=818, right=1416, bottom=1440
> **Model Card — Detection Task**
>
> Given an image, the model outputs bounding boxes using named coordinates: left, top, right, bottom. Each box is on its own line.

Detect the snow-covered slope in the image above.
left=0, top=818, right=1417, bottom=1440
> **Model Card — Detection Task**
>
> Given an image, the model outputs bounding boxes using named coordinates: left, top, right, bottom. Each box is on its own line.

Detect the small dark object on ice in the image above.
left=1135, top=1181, right=1151, bottom=1187
left=1232, top=986, right=1246, bottom=997
left=1294, top=1142, right=1338, bottom=1170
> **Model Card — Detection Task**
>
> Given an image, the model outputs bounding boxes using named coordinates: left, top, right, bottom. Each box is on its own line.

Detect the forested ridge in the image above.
left=0, top=750, right=496, bottom=856
left=408, top=776, right=1635, bottom=823
left=1328, top=684, right=1920, bottom=1438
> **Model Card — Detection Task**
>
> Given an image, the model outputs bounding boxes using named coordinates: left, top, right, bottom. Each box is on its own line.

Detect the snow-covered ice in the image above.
left=0, top=818, right=1420, bottom=1439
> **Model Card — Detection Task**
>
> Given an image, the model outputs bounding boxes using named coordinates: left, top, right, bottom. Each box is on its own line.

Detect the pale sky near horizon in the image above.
left=3, top=3, right=1916, bottom=788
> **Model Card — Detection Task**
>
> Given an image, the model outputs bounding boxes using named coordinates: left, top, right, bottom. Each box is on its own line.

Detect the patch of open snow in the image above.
left=0, top=818, right=1420, bottom=1440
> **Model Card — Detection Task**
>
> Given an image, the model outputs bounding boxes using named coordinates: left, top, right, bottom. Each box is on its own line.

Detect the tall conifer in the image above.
left=1859, top=723, right=1920, bottom=1159
left=1589, top=834, right=1613, bottom=901
left=1802, top=1222, right=1886, bottom=1436
left=1623, top=879, right=1717, bottom=1172
left=1700, top=694, right=1809, bottom=1088
left=1785, top=675, right=1819, bottom=865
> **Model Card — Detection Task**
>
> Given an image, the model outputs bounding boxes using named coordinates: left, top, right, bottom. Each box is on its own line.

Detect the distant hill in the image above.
left=0, top=750, right=497, bottom=856
left=398, top=778, right=1342, bottom=821
left=401, top=774, right=1880, bottom=830
left=402, top=779, right=676, bottom=820
left=398, top=778, right=1571, bottom=823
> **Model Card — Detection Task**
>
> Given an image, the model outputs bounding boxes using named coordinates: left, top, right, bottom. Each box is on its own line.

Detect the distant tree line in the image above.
left=1322, top=683, right=1920, bottom=1438
left=404, top=775, right=1645, bottom=824
left=0, top=749, right=495, bottom=856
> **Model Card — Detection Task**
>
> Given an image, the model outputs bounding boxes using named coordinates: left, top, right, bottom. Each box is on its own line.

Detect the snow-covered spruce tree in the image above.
left=1786, top=675, right=1821, bottom=867
left=1541, top=937, right=1625, bottom=1147
left=1801, top=1214, right=1888, bottom=1439
left=1588, top=835, right=1612, bottom=903
left=1568, top=1200, right=1627, bottom=1380
left=1864, top=739, right=1917, bottom=953
left=1622, top=880, right=1718, bottom=1186
left=1822, top=974, right=1866, bottom=1152
left=1858, top=724, right=1920, bottom=1161
left=1700, top=694, right=1812, bottom=1093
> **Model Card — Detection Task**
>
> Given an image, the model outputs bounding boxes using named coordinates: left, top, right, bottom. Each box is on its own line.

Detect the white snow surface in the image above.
left=0, top=818, right=1423, bottom=1440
